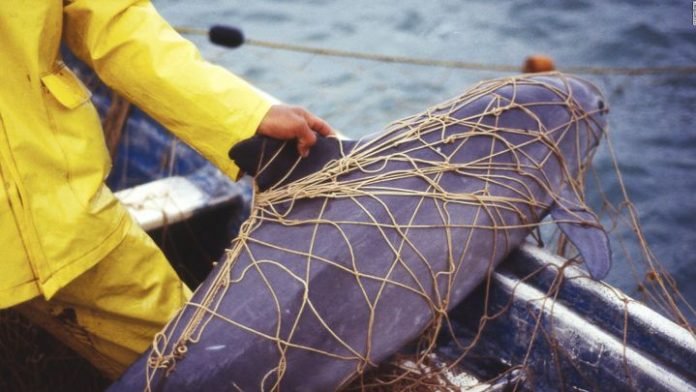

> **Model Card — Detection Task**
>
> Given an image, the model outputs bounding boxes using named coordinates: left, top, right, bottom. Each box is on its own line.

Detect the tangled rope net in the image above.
left=138, top=72, right=669, bottom=391
left=2, top=71, right=692, bottom=391
left=0, top=67, right=694, bottom=391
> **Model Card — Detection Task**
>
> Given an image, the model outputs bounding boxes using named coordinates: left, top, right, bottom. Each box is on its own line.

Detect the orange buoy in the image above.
left=523, top=55, right=556, bottom=73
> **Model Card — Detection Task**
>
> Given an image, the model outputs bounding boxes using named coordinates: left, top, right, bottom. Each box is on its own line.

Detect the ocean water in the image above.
left=155, top=0, right=696, bottom=320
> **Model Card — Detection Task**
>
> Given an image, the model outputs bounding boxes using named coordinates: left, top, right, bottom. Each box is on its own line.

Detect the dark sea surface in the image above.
left=155, top=1, right=696, bottom=321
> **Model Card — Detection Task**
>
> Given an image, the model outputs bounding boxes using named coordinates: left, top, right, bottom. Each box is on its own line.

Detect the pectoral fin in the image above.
left=551, top=188, right=612, bottom=280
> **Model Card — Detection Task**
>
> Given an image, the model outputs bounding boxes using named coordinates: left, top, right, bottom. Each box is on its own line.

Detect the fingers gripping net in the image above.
left=145, top=73, right=608, bottom=390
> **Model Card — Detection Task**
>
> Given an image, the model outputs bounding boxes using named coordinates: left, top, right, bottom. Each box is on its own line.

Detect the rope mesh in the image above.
left=139, top=72, right=683, bottom=390
left=1, top=71, right=692, bottom=391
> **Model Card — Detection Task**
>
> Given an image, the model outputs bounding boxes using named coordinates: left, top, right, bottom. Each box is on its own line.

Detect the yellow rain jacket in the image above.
left=0, top=1, right=272, bottom=308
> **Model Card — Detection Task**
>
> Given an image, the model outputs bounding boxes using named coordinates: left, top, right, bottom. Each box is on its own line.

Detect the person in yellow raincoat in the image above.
left=0, top=0, right=332, bottom=379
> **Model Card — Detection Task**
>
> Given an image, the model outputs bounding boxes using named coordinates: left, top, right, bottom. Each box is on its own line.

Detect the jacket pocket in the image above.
left=40, top=63, right=92, bottom=109
left=39, top=62, right=112, bottom=212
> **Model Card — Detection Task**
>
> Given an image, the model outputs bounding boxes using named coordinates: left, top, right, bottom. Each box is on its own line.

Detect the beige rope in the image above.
left=244, top=39, right=696, bottom=76
left=2, top=40, right=694, bottom=391
left=143, top=73, right=580, bottom=387
left=141, top=72, right=693, bottom=391
left=176, top=26, right=696, bottom=76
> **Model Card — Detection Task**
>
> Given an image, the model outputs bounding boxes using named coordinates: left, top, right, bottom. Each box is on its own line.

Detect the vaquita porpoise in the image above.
left=110, top=72, right=611, bottom=391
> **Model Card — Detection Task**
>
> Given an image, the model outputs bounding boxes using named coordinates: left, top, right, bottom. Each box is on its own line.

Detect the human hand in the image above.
left=256, top=105, right=334, bottom=157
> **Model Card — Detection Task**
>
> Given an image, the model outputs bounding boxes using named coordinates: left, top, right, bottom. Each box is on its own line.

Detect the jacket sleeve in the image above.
left=62, top=0, right=272, bottom=179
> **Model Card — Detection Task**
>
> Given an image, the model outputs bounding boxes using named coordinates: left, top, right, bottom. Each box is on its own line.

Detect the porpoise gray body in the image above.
left=110, top=73, right=610, bottom=391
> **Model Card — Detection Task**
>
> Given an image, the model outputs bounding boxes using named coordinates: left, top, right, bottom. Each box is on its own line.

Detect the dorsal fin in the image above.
left=229, top=135, right=355, bottom=191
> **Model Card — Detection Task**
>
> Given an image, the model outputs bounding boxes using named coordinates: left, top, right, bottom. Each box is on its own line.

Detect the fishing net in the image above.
left=1, top=70, right=693, bottom=391
left=133, top=72, right=693, bottom=391
left=343, top=73, right=696, bottom=390
left=0, top=310, right=109, bottom=391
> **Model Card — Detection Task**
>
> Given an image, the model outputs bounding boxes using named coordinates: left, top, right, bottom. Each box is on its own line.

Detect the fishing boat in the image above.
left=77, top=58, right=696, bottom=391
